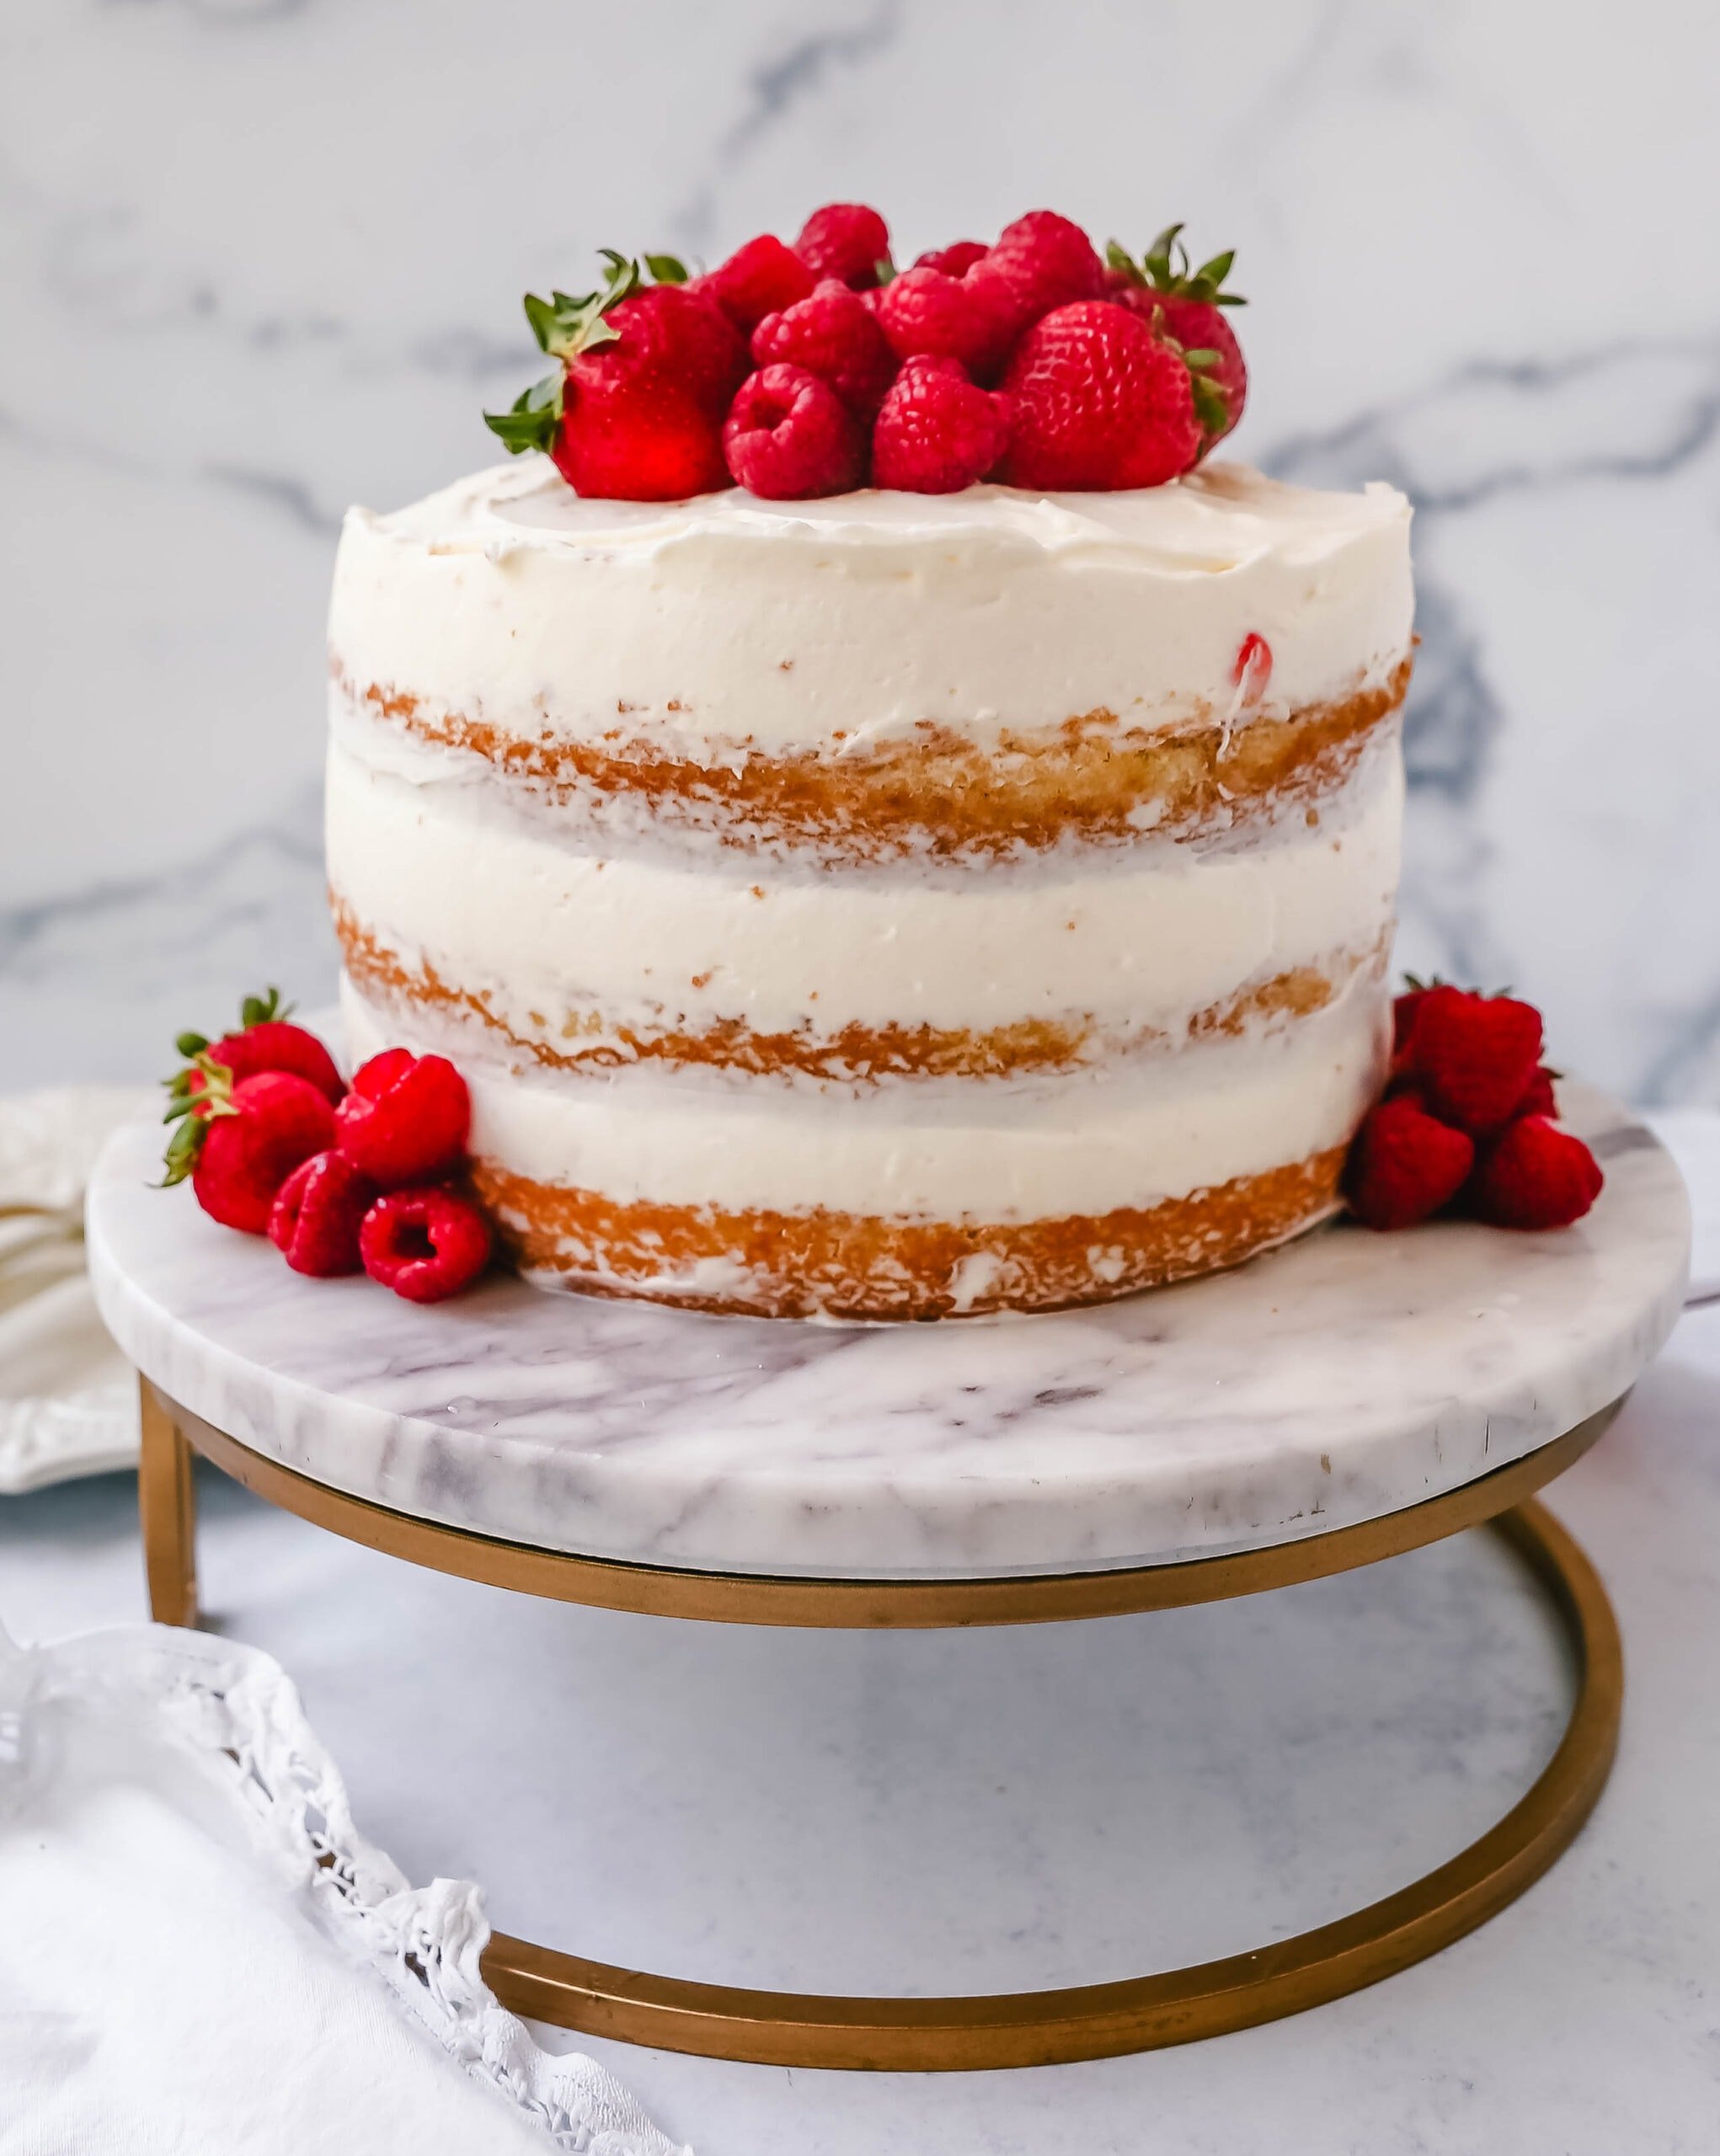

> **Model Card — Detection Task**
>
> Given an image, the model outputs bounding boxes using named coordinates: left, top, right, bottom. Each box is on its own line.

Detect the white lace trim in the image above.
left=3, top=1623, right=689, bottom=2156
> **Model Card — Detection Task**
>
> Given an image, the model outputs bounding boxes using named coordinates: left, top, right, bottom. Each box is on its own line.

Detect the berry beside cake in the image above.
left=324, top=207, right=1415, bottom=1320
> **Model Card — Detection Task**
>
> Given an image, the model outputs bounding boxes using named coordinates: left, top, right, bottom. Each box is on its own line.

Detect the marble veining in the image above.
left=85, top=1082, right=1689, bottom=1579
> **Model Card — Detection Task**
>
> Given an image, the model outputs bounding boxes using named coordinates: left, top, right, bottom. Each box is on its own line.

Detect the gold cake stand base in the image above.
left=138, top=1380, right=1623, bottom=2073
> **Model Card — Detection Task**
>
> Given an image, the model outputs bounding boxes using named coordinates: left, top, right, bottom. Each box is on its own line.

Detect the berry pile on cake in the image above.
left=325, top=202, right=1418, bottom=1320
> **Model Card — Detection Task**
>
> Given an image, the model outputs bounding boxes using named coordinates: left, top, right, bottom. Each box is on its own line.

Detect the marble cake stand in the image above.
left=88, top=1081, right=1690, bottom=2072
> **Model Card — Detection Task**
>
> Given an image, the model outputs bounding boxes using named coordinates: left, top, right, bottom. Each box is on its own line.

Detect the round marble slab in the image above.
left=87, top=1082, right=1688, bottom=1582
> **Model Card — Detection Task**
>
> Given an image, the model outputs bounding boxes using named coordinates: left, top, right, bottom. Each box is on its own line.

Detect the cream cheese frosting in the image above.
left=329, top=456, right=1413, bottom=758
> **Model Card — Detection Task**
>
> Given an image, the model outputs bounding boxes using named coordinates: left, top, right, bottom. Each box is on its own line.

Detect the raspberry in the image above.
left=334, top=1049, right=471, bottom=1188
left=361, top=1186, right=493, bottom=1304
left=793, top=203, right=890, bottom=290
left=987, top=211, right=1104, bottom=321
left=873, top=356, right=1011, bottom=494
left=999, top=301, right=1201, bottom=490
left=1467, top=1116, right=1603, bottom=1230
left=1344, top=1093, right=1476, bottom=1231
left=269, top=1150, right=373, bottom=1277
left=723, top=364, right=866, bottom=499
left=1398, top=986, right=1544, bottom=1135
left=164, top=1069, right=337, bottom=1235
left=696, top=235, right=816, bottom=335
left=875, top=261, right=1023, bottom=384
left=751, top=280, right=897, bottom=419
left=915, top=241, right=989, bottom=278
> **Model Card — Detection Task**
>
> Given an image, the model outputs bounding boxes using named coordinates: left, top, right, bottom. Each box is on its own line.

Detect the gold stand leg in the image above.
left=138, top=1378, right=199, bottom=1627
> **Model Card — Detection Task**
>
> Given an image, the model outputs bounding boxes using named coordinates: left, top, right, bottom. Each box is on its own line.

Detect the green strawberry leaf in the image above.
left=175, top=1030, right=209, bottom=1058
left=484, top=373, right=565, bottom=455
left=1132, top=222, right=1246, bottom=307
left=644, top=252, right=689, bottom=285
left=873, top=254, right=897, bottom=286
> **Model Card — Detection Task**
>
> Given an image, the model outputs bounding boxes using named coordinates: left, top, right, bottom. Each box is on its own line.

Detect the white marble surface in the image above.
left=86, top=1081, right=1688, bottom=1579
left=3, top=2, right=1720, bottom=1103
left=2, top=1295, right=1717, bottom=2153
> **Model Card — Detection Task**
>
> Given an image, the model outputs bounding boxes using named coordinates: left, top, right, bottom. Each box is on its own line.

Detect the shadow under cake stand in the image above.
left=87, top=1080, right=1690, bottom=2073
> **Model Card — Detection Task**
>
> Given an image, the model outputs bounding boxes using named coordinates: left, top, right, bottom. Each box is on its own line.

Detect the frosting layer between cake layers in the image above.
left=328, top=456, right=1413, bottom=1318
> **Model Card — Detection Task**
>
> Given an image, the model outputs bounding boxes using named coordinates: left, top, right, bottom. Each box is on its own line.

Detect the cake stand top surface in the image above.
left=88, top=1082, right=1688, bottom=1582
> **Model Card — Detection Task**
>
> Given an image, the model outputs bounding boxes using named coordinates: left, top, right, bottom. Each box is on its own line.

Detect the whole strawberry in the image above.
left=168, top=988, right=343, bottom=1109
left=485, top=254, right=746, bottom=501
left=361, top=1187, right=493, bottom=1304
left=1468, top=1116, right=1604, bottom=1230
left=163, top=1066, right=337, bottom=1235
left=875, top=259, right=1023, bottom=385
left=1107, top=224, right=1247, bottom=446
left=986, top=210, right=1105, bottom=321
left=751, top=280, right=897, bottom=419
left=1000, top=301, right=1201, bottom=490
left=1398, top=985, right=1544, bottom=1135
left=915, top=240, right=990, bottom=279
left=695, top=234, right=816, bottom=335
left=873, top=356, right=1011, bottom=494
left=1345, top=1092, right=1476, bottom=1231
left=335, top=1048, right=471, bottom=1187
left=793, top=202, right=890, bottom=290
left=269, top=1150, right=374, bottom=1277
left=724, top=364, right=866, bottom=499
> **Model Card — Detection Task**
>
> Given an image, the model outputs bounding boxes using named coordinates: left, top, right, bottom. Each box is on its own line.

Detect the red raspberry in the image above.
left=1344, top=1093, right=1476, bottom=1231
left=724, top=364, right=866, bottom=499
left=999, top=302, right=1201, bottom=490
left=1467, top=1116, right=1603, bottom=1230
left=1398, top=986, right=1545, bottom=1135
left=1108, top=225, right=1247, bottom=446
left=269, top=1150, right=373, bottom=1277
left=915, top=241, right=989, bottom=278
left=793, top=203, right=890, bottom=291
left=163, top=1069, right=337, bottom=1235
left=876, top=261, right=1023, bottom=384
left=751, top=280, right=897, bottom=419
left=169, top=989, right=343, bottom=1110
left=335, top=1049, right=471, bottom=1187
left=987, top=211, right=1104, bottom=320
left=873, top=356, right=1011, bottom=494
left=361, top=1187, right=493, bottom=1304
left=696, top=235, right=816, bottom=335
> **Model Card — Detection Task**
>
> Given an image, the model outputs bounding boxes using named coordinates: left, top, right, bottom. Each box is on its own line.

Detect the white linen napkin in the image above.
left=0, top=1620, right=686, bottom=2156
left=0, top=1088, right=154, bottom=1492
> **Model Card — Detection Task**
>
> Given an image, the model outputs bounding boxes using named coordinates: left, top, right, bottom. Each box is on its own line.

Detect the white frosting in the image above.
left=329, top=458, right=1413, bottom=757
left=326, top=739, right=1402, bottom=1048
left=342, top=972, right=1386, bottom=1220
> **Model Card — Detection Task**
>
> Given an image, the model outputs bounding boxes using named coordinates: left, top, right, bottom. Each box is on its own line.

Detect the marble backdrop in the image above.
left=3, top=0, right=1717, bottom=1097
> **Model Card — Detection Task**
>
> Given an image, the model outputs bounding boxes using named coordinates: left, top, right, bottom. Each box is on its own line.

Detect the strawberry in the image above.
left=1467, top=1116, right=1603, bottom=1230
left=163, top=1066, right=336, bottom=1235
left=875, top=260, right=1023, bottom=385
left=915, top=240, right=990, bottom=279
left=873, top=355, right=1011, bottom=493
left=1344, top=1093, right=1476, bottom=1231
left=334, top=1048, right=471, bottom=1188
left=986, top=211, right=1105, bottom=320
left=999, top=301, right=1201, bottom=490
left=724, top=364, right=866, bottom=499
left=1398, top=985, right=1544, bottom=1135
left=751, top=280, right=897, bottom=419
left=168, top=988, right=343, bottom=1110
left=484, top=255, right=745, bottom=501
left=361, top=1187, right=493, bottom=1304
left=793, top=202, right=890, bottom=291
left=695, top=234, right=816, bottom=335
left=269, top=1150, right=373, bottom=1277
left=1518, top=1065, right=1559, bottom=1118
left=1391, top=980, right=1437, bottom=1056
left=1106, top=224, right=1247, bottom=446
